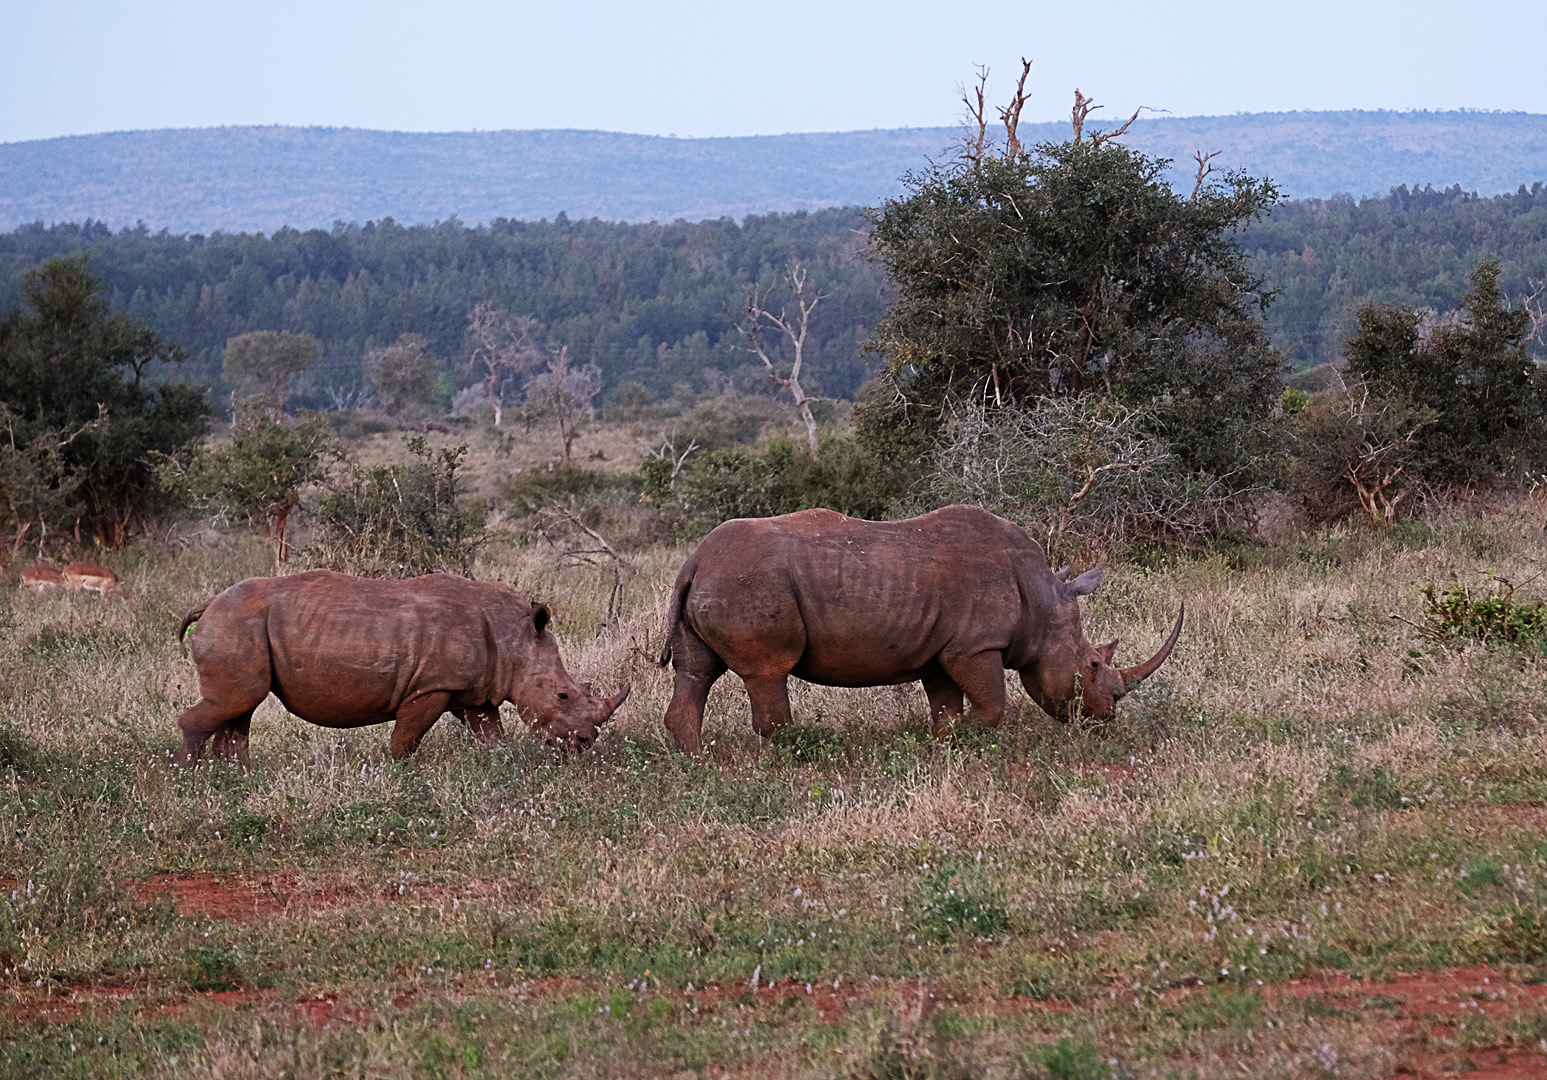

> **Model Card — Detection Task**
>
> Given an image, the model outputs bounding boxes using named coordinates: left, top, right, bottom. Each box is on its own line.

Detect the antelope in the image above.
left=19, top=566, right=66, bottom=592
left=63, top=563, right=122, bottom=595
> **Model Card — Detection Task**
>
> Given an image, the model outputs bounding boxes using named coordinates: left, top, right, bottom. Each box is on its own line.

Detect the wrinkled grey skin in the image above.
left=658, top=505, right=1181, bottom=755
left=174, top=570, right=629, bottom=766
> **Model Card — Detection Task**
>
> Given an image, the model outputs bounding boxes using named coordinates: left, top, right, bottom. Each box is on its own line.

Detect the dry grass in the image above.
left=4, top=478, right=1547, bottom=1078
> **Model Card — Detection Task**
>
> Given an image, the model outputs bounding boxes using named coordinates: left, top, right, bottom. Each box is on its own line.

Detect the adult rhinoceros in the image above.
left=175, top=570, right=628, bottom=766
left=657, top=505, right=1181, bottom=754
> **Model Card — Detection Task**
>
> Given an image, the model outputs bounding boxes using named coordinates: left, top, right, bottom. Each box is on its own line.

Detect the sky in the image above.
left=4, top=0, right=1545, bottom=144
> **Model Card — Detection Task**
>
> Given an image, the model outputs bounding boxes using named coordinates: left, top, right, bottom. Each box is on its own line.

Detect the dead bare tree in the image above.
left=1071, top=89, right=1141, bottom=147
left=464, top=302, right=543, bottom=428
left=1526, top=277, right=1547, bottom=351
left=741, top=260, right=825, bottom=457
left=961, top=66, right=991, bottom=165
left=526, top=346, right=603, bottom=462
left=999, top=59, right=1033, bottom=159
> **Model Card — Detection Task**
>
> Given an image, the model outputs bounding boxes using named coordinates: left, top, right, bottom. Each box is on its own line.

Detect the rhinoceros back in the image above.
left=668, top=507, right=1041, bottom=687
left=194, top=571, right=504, bottom=727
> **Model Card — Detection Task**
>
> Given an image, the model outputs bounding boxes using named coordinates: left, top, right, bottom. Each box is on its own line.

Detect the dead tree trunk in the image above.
left=742, top=261, right=824, bottom=457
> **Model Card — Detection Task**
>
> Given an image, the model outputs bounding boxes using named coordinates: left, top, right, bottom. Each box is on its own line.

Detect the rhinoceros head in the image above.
left=1018, top=565, right=1184, bottom=722
left=514, top=604, right=631, bottom=748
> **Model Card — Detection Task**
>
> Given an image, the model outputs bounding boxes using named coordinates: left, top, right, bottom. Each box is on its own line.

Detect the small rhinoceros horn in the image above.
left=599, top=683, right=631, bottom=722
left=1118, top=604, right=1184, bottom=691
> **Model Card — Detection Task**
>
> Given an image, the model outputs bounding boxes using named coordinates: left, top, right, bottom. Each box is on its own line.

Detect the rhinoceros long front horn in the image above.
left=598, top=683, right=631, bottom=722
left=1117, top=605, right=1184, bottom=692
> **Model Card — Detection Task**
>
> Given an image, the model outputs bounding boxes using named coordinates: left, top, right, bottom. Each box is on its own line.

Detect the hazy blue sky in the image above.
left=5, top=0, right=1544, bottom=143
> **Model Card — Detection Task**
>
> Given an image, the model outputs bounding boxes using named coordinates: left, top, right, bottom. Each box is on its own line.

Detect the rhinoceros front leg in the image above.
left=455, top=706, right=505, bottom=749
left=939, top=651, right=1006, bottom=732
left=922, top=670, right=965, bottom=739
left=389, top=692, right=452, bottom=759
left=662, top=621, right=727, bottom=756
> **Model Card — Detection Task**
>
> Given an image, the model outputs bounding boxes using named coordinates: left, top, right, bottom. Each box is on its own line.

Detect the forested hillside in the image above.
left=4, top=111, right=1547, bottom=234
left=1, top=183, right=1544, bottom=403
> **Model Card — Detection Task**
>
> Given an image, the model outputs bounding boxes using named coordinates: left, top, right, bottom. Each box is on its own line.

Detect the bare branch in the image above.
left=1191, top=150, right=1222, bottom=201
left=1071, top=89, right=1098, bottom=143
left=545, top=498, right=634, bottom=625
left=1089, top=106, right=1142, bottom=148
left=960, top=66, right=990, bottom=166
left=649, top=436, right=700, bottom=487
left=998, top=58, right=1032, bottom=159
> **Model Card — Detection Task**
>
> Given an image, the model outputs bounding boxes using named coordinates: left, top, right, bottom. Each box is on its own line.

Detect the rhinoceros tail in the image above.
left=177, top=601, right=210, bottom=657
left=658, top=550, right=700, bottom=668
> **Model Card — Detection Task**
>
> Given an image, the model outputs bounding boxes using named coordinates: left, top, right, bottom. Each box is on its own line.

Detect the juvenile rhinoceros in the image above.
left=175, top=570, right=628, bottom=766
left=658, top=506, right=1181, bottom=754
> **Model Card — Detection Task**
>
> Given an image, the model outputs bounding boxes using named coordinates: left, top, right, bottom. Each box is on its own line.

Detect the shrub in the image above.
left=1421, top=577, right=1547, bottom=650
left=643, top=435, right=908, bottom=538
left=773, top=723, right=846, bottom=765
left=364, top=334, right=453, bottom=417
left=310, top=436, right=485, bottom=577
left=923, top=396, right=1243, bottom=557
left=160, top=397, right=340, bottom=564
left=0, top=256, right=209, bottom=546
left=1344, top=258, right=1545, bottom=484
left=1284, top=375, right=1436, bottom=525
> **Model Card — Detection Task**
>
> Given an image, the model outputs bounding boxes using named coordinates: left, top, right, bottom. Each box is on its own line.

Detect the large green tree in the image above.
left=861, top=108, right=1281, bottom=475
left=221, top=330, right=321, bottom=414
left=0, top=255, right=208, bottom=545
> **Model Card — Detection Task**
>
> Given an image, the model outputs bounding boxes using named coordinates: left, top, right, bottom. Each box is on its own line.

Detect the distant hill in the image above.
left=3, top=111, right=1547, bottom=234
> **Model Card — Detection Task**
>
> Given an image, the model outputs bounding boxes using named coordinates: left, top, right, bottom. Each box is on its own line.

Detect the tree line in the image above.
left=1, top=180, right=1545, bottom=410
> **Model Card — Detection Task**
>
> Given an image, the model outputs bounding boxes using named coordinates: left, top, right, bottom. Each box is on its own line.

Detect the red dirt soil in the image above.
left=125, top=870, right=355, bottom=921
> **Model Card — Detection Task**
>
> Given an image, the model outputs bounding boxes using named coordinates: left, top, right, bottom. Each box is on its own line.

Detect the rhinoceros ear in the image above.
left=1053, top=565, right=1071, bottom=581
left=1097, top=639, right=1119, bottom=664
left=1067, top=565, right=1106, bottom=596
left=533, top=604, right=550, bottom=637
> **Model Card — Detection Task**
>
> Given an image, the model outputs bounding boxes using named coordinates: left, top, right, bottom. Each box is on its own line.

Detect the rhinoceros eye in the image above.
left=558, top=692, right=569, bottom=700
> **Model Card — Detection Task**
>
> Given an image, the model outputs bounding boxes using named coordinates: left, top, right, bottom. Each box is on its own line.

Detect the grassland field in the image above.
left=6, top=420, right=1547, bottom=1079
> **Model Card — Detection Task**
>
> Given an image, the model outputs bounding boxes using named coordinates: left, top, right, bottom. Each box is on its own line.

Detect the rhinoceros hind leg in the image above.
left=390, top=692, right=452, bottom=759
left=175, top=698, right=259, bottom=767
left=940, top=651, right=1006, bottom=732
left=743, top=675, right=793, bottom=739
left=210, top=711, right=254, bottom=770
left=663, top=623, right=726, bottom=756
left=922, top=670, right=965, bottom=739
left=456, top=706, right=505, bottom=749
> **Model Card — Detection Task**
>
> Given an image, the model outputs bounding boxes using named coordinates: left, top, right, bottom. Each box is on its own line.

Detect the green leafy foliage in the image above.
left=642, top=435, right=907, bottom=538
left=220, top=330, right=320, bottom=410
left=863, top=138, right=1281, bottom=477
left=160, top=398, right=340, bottom=563
left=1018, top=1038, right=1111, bottom=1080
left=772, top=723, right=846, bottom=766
left=310, top=436, right=485, bottom=576
left=1421, top=577, right=1547, bottom=650
left=0, top=255, right=208, bottom=545
left=916, top=864, right=1007, bottom=940
left=1343, top=259, right=1544, bottom=483
left=364, top=333, right=452, bottom=417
